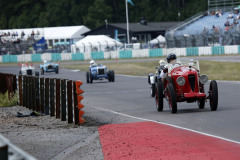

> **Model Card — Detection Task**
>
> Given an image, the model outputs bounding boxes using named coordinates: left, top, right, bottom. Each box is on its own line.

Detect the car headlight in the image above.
left=199, top=75, right=208, bottom=84
left=176, top=76, right=186, bottom=86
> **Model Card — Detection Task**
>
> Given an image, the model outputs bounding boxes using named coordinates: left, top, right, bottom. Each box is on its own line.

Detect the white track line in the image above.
left=94, top=106, right=240, bottom=145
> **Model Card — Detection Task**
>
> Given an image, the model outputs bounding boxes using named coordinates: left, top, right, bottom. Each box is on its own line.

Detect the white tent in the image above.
left=72, top=35, right=123, bottom=53
left=44, top=26, right=90, bottom=40
left=149, top=35, right=166, bottom=44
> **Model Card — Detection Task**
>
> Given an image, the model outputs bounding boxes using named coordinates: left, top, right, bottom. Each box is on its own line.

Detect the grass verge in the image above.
left=0, top=91, right=18, bottom=107
left=64, top=60, right=240, bottom=81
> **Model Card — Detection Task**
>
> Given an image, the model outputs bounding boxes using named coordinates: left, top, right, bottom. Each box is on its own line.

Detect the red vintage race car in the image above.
left=155, top=59, right=218, bottom=113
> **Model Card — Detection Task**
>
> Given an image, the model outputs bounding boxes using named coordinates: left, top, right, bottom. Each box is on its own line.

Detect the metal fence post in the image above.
left=40, top=77, right=44, bottom=113
left=32, top=76, right=36, bottom=111
left=67, top=80, right=73, bottom=124
left=18, top=76, right=23, bottom=106
left=29, top=76, right=33, bottom=109
left=73, top=81, right=79, bottom=125
left=35, top=77, right=40, bottom=112
left=50, top=79, right=55, bottom=117
left=23, top=76, right=26, bottom=107
left=61, top=79, right=66, bottom=121
left=26, top=76, right=29, bottom=108
left=56, top=79, right=60, bottom=119
left=0, top=144, right=8, bottom=160
left=13, top=75, right=17, bottom=92
left=45, top=78, right=49, bottom=115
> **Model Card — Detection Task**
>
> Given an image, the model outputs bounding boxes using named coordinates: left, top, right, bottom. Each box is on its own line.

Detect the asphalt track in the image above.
left=1, top=56, right=240, bottom=159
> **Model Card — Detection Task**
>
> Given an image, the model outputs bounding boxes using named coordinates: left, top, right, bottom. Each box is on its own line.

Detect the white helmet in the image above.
left=90, top=60, right=95, bottom=65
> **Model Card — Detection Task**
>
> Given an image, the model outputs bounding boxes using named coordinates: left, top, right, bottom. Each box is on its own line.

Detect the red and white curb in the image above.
left=97, top=107, right=240, bottom=160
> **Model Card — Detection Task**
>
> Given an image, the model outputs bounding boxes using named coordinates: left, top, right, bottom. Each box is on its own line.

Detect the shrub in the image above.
left=0, top=91, right=18, bottom=107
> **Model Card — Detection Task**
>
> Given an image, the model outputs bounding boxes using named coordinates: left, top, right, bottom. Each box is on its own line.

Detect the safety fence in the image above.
left=0, top=72, right=85, bottom=125
left=0, top=45, right=240, bottom=63
left=18, top=76, right=85, bottom=125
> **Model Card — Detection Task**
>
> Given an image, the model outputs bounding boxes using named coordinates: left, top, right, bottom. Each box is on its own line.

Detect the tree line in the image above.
left=0, top=0, right=207, bottom=30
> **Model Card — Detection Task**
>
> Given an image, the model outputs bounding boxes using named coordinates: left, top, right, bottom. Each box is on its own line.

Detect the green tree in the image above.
left=83, top=0, right=113, bottom=29
left=0, top=0, right=208, bottom=29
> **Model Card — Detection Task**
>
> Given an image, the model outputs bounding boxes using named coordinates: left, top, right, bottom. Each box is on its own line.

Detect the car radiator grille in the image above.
left=48, top=65, right=53, bottom=69
left=188, top=74, right=195, bottom=91
left=98, top=69, right=105, bottom=75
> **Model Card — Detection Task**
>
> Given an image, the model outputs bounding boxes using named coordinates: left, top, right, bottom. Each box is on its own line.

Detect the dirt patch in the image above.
left=0, top=106, right=104, bottom=160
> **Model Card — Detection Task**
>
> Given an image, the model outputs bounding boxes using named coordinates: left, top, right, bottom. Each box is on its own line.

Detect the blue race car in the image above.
left=86, top=60, right=115, bottom=83
left=40, top=60, right=59, bottom=75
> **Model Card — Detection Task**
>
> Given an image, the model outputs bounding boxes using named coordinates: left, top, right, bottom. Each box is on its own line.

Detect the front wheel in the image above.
left=35, top=71, right=39, bottom=76
left=198, top=99, right=205, bottom=109
left=155, top=79, right=164, bottom=112
left=198, top=84, right=205, bottom=109
left=209, top=80, right=218, bottom=111
left=108, top=71, right=112, bottom=82
left=165, top=83, right=177, bottom=113
left=86, top=72, right=90, bottom=83
left=89, top=72, right=93, bottom=83
left=55, top=66, right=59, bottom=74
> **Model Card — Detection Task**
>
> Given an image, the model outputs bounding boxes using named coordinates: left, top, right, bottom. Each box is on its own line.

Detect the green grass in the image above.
left=199, top=61, right=240, bottom=81
left=64, top=60, right=240, bottom=81
left=0, top=91, right=18, bottom=107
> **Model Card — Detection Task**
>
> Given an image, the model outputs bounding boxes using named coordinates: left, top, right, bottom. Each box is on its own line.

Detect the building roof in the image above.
left=110, top=22, right=179, bottom=32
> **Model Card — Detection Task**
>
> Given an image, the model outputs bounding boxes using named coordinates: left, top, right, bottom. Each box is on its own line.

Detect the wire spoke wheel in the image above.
left=155, top=79, right=163, bottom=112
left=209, top=80, right=218, bottom=111
left=166, top=83, right=177, bottom=113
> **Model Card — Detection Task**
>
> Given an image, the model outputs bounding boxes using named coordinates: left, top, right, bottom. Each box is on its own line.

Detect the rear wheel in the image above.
left=108, top=71, right=112, bottom=82
left=155, top=79, right=163, bottom=112
left=86, top=72, right=90, bottom=83
left=108, top=70, right=115, bottom=82
left=209, top=80, right=218, bottom=111
left=165, top=83, right=177, bottom=113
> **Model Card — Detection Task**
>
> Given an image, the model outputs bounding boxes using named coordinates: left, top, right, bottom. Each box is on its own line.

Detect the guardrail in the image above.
left=0, top=134, right=37, bottom=160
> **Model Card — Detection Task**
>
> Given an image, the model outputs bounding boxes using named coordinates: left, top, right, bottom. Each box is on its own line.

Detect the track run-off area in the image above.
left=1, top=55, right=240, bottom=159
